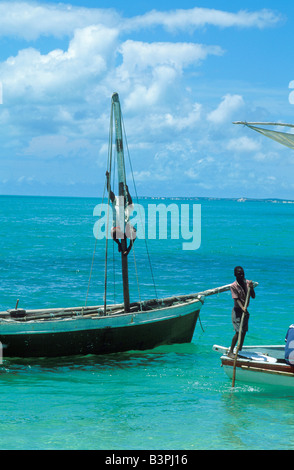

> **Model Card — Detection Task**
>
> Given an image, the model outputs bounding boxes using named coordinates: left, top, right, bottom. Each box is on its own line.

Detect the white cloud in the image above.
left=226, top=136, right=260, bottom=152
left=17, top=175, right=35, bottom=183
left=0, top=2, right=120, bottom=40
left=207, top=94, right=245, bottom=124
left=118, top=40, right=223, bottom=72
left=253, top=151, right=280, bottom=161
left=124, top=7, right=283, bottom=32
left=149, top=103, right=202, bottom=131
left=22, top=134, right=97, bottom=160
left=0, top=24, right=118, bottom=100
left=0, top=2, right=288, bottom=198
left=118, top=41, right=222, bottom=111
left=0, top=4, right=280, bottom=112
left=124, top=66, right=178, bottom=110
left=0, top=3, right=282, bottom=40
left=184, top=168, right=200, bottom=180
left=131, top=170, right=151, bottom=181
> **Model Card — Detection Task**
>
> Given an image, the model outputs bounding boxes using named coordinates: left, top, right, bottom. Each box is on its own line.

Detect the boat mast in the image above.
left=111, top=92, right=130, bottom=312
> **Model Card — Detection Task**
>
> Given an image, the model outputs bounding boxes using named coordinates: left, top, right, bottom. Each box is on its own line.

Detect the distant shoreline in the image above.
left=0, top=194, right=293, bottom=203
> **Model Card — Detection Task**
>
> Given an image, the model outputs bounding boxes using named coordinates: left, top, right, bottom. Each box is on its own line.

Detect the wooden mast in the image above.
left=112, top=92, right=130, bottom=312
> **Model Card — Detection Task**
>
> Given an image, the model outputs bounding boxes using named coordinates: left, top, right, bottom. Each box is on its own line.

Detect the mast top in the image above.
left=112, top=92, right=119, bottom=102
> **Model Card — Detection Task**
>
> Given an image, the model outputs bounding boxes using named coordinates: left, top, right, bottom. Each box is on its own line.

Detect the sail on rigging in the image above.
left=233, top=121, right=294, bottom=150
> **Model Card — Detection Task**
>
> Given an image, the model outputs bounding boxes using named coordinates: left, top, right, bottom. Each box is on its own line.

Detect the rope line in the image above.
left=103, top=100, right=114, bottom=314
left=86, top=97, right=158, bottom=309
left=121, top=113, right=158, bottom=300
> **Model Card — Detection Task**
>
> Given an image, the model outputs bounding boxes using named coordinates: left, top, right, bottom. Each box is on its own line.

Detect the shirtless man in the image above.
left=228, top=266, right=255, bottom=358
left=106, top=171, right=136, bottom=256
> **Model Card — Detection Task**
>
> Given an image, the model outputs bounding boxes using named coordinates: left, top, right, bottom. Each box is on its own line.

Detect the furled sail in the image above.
left=233, top=121, right=294, bottom=150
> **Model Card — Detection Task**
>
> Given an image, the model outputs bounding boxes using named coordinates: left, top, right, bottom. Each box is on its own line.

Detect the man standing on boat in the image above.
left=106, top=170, right=136, bottom=255
left=228, top=266, right=255, bottom=358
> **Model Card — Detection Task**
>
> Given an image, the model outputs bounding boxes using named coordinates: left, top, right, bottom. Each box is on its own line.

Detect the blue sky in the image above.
left=0, top=0, right=294, bottom=199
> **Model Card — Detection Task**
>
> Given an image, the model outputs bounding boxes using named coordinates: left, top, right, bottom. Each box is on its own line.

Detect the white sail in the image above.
left=233, top=121, right=294, bottom=150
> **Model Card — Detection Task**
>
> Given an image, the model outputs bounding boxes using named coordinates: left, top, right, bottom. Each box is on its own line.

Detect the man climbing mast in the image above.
left=107, top=92, right=137, bottom=312
left=106, top=170, right=136, bottom=256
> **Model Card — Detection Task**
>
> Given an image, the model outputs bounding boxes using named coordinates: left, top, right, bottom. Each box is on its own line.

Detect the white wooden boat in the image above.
left=213, top=344, right=294, bottom=388
left=0, top=92, right=211, bottom=358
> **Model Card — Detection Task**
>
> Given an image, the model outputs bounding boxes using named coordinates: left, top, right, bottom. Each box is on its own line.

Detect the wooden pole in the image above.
left=231, top=286, right=251, bottom=388
left=112, top=93, right=130, bottom=313
left=120, top=230, right=130, bottom=312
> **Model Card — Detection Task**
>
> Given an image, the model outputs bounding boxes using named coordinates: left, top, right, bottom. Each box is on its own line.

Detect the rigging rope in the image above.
left=131, top=233, right=142, bottom=308
left=112, top=155, right=116, bottom=305
left=121, top=114, right=158, bottom=300
left=85, top=100, right=113, bottom=310
left=85, top=207, right=99, bottom=307
left=103, top=100, right=114, bottom=314
left=86, top=98, right=158, bottom=309
left=85, top=180, right=105, bottom=307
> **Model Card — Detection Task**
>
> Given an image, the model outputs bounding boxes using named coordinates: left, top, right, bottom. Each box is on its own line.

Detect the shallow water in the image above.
left=0, top=195, right=293, bottom=450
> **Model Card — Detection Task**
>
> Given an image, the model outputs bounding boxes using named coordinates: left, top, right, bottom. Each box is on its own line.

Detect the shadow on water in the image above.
left=0, top=342, right=200, bottom=374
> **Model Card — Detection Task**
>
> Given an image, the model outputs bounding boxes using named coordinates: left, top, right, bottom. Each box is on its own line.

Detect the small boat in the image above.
left=0, top=92, right=212, bottom=358
left=213, top=344, right=294, bottom=388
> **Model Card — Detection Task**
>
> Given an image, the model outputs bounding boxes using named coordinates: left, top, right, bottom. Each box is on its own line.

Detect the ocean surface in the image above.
left=0, top=195, right=293, bottom=450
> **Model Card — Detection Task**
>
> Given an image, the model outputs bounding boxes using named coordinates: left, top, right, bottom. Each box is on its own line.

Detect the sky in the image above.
left=0, top=0, right=294, bottom=199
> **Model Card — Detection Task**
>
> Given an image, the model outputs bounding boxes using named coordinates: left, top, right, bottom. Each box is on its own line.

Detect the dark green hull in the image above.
left=0, top=308, right=200, bottom=358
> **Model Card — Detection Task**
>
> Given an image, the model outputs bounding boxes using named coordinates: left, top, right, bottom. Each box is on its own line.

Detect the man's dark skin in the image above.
left=106, top=171, right=135, bottom=256
left=229, top=267, right=255, bottom=357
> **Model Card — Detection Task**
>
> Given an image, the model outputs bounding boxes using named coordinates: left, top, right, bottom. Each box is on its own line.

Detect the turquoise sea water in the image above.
left=0, top=195, right=293, bottom=450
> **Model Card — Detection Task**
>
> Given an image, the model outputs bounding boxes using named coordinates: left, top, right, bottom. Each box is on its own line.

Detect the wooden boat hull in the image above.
left=213, top=345, right=294, bottom=388
left=0, top=299, right=202, bottom=358
left=221, top=357, right=294, bottom=388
